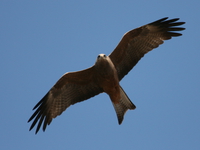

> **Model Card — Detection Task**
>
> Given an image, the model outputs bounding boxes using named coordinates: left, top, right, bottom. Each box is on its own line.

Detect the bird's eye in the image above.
left=103, top=54, right=106, bottom=57
left=97, top=55, right=100, bottom=59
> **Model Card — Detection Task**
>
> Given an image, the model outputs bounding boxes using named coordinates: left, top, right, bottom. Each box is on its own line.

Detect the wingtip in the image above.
left=149, top=17, right=186, bottom=26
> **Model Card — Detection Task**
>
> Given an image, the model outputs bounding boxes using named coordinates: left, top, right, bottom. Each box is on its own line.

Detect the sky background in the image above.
left=1, top=1, right=199, bottom=150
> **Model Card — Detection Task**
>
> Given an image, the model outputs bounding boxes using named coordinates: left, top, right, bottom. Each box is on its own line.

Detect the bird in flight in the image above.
left=28, top=17, right=185, bottom=134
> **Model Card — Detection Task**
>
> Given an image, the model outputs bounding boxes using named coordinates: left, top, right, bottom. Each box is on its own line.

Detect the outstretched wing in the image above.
left=109, top=17, right=185, bottom=80
left=28, top=66, right=103, bottom=134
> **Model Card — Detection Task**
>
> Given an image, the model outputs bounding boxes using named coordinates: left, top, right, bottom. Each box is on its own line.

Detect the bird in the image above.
left=28, top=17, right=185, bottom=134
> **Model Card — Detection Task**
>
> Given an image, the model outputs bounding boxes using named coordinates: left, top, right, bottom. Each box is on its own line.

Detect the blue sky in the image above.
left=1, top=1, right=199, bottom=150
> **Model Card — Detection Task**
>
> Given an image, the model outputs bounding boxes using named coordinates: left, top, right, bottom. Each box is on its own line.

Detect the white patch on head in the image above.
left=95, top=54, right=109, bottom=66
left=97, top=54, right=107, bottom=59
left=95, top=53, right=115, bottom=69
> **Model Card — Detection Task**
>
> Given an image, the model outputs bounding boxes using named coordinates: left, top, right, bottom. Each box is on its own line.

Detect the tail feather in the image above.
left=112, top=86, right=136, bottom=124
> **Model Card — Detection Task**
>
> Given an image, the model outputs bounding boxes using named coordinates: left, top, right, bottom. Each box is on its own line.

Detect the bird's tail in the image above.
left=112, top=86, right=136, bottom=124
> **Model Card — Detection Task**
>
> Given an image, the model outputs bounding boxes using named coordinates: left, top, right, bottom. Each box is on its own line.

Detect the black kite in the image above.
left=28, top=17, right=185, bottom=134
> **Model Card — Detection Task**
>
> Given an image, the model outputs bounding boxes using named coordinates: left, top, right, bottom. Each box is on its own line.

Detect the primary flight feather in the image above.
left=28, top=17, right=185, bottom=134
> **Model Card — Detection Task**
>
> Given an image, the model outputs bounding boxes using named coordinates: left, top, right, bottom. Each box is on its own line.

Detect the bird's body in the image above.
left=94, top=54, right=136, bottom=123
left=95, top=54, right=120, bottom=101
left=28, top=17, right=185, bottom=134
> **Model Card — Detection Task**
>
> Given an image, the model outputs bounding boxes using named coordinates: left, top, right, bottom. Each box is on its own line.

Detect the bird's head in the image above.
left=95, top=53, right=116, bottom=75
left=97, top=54, right=107, bottom=59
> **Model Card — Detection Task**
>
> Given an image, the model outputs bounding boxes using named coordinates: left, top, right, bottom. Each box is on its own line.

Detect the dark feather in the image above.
left=109, top=17, right=185, bottom=80
left=28, top=67, right=103, bottom=134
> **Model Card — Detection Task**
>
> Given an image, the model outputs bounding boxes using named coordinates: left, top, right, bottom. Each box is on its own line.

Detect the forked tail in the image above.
left=112, top=86, right=136, bottom=124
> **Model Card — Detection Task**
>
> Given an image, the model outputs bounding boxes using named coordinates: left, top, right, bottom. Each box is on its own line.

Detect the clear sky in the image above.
left=1, top=1, right=199, bottom=150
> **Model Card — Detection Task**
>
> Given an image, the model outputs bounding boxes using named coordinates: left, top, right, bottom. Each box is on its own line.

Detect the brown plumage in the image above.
left=28, top=17, right=185, bottom=134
